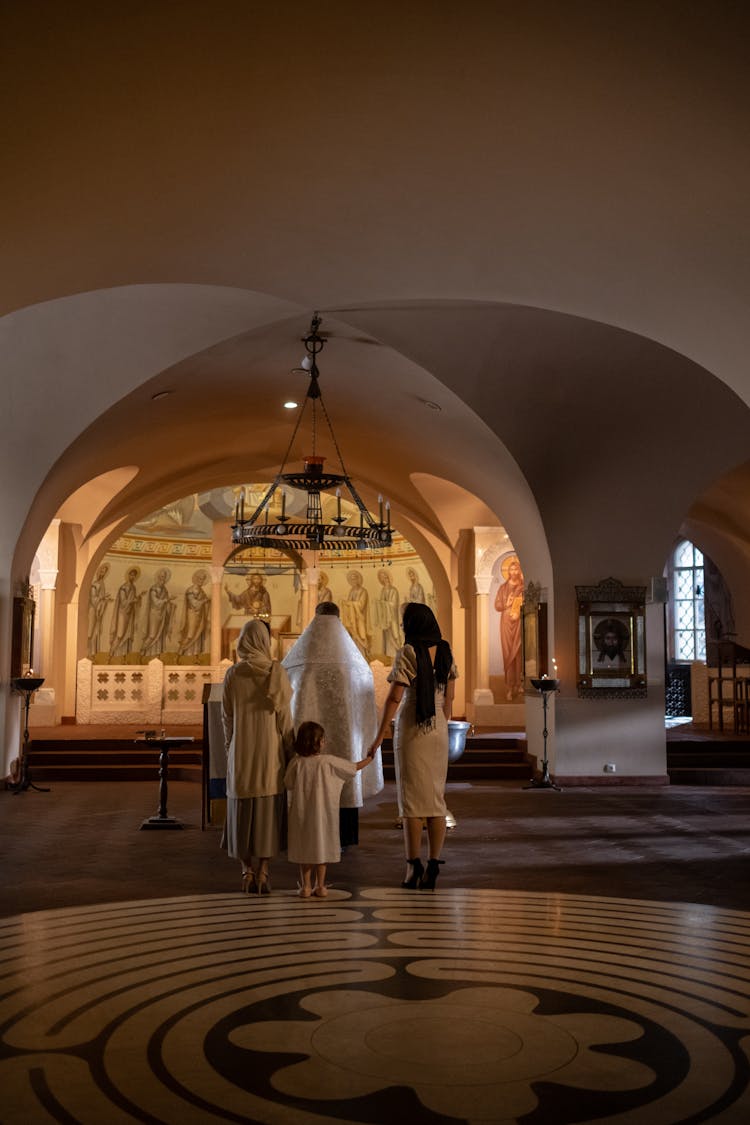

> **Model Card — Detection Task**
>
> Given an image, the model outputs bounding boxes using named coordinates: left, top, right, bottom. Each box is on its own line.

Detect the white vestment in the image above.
left=282, top=615, right=383, bottom=807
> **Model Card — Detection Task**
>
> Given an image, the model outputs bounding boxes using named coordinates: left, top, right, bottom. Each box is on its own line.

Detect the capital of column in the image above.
left=473, top=574, right=493, bottom=597
left=301, top=567, right=317, bottom=592
left=210, top=566, right=225, bottom=586
left=38, top=568, right=59, bottom=591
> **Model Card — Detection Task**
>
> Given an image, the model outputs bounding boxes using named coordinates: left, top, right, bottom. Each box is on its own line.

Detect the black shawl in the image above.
left=402, top=602, right=453, bottom=730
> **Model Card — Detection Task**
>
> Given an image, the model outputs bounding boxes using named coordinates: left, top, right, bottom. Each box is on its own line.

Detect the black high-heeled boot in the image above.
left=401, top=858, right=424, bottom=889
left=419, top=858, right=444, bottom=890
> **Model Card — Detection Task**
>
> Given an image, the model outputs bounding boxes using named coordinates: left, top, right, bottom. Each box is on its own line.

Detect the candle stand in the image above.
left=9, top=676, right=49, bottom=794
left=524, top=677, right=562, bottom=791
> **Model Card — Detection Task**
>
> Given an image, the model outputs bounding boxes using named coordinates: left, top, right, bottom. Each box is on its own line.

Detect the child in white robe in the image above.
left=285, top=721, right=375, bottom=898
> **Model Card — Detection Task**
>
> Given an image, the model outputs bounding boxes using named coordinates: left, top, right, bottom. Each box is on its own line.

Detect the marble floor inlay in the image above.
left=0, top=888, right=749, bottom=1124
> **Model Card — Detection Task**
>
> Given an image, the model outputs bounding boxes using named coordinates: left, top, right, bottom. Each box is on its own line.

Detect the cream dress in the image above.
left=389, top=644, right=458, bottom=818
left=285, top=754, right=360, bottom=865
left=221, top=621, right=294, bottom=862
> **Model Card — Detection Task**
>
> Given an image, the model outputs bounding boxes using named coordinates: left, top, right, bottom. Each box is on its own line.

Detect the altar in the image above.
left=221, top=614, right=293, bottom=661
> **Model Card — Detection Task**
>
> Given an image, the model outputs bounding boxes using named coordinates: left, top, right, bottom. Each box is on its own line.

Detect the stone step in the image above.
left=667, top=767, right=750, bottom=785
left=28, top=747, right=203, bottom=766
left=26, top=739, right=203, bottom=783
left=379, top=738, right=532, bottom=781
left=22, top=764, right=203, bottom=783
left=666, top=735, right=750, bottom=785
left=668, top=751, right=750, bottom=768
left=23, top=731, right=531, bottom=784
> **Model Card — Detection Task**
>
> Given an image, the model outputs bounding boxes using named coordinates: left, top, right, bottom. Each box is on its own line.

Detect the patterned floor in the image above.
left=1, top=887, right=749, bottom=1123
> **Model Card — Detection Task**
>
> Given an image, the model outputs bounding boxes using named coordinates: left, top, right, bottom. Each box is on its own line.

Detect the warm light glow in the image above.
left=283, top=400, right=298, bottom=409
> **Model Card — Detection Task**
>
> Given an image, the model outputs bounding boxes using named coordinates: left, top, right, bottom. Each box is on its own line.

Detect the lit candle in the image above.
left=239, top=487, right=245, bottom=523
left=385, top=500, right=391, bottom=529
left=336, top=487, right=342, bottom=520
left=378, top=494, right=383, bottom=523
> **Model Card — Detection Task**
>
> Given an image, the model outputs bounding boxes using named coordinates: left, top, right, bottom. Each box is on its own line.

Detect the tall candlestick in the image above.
left=336, top=487, right=342, bottom=520
left=378, top=494, right=383, bottom=523
left=239, top=487, right=245, bottom=523
left=385, top=500, right=391, bottom=529
left=280, top=490, right=286, bottom=521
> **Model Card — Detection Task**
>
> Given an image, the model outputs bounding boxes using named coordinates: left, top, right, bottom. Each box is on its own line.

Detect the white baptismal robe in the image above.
left=285, top=754, right=359, bottom=864
left=282, top=615, right=383, bottom=807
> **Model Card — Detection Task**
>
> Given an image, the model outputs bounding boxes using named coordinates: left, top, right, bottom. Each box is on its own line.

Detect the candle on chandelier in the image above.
left=378, top=494, right=383, bottom=523
left=336, top=487, right=342, bottom=520
left=280, top=490, right=286, bottom=521
left=385, top=500, right=391, bottom=529
left=239, top=487, right=245, bottom=523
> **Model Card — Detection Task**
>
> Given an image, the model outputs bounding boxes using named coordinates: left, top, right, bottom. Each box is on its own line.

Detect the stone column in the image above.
left=210, top=565, right=224, bottom=667
left=302, top=567, right=316, bottom=630
left=473, top=573, right=494, bottom=706
left=37, top=567, right=58, bottom=679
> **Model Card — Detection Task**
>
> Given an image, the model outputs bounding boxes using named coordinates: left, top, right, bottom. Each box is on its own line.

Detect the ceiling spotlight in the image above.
left=151, top=390, right=172, bottom=401
left=424, top=400, right=441, bottom=412
left=283, top=400, right=298, bottom=409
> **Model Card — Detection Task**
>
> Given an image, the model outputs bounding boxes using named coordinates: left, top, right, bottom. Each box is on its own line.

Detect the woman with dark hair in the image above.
left=221, top=618, right=294, bottom=894
left=369, top=602, right=457, bottom=890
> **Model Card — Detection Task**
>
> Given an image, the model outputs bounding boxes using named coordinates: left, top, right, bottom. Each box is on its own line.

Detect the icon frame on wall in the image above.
left=11, top=589, right=36, bottom=679
left=522, top=582, right=548, bottom=691
left=575, top=577, right=647, bottom=699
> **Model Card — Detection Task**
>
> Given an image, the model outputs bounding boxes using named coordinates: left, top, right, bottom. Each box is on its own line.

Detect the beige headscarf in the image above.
left=236, top=619, right=290, bottom=713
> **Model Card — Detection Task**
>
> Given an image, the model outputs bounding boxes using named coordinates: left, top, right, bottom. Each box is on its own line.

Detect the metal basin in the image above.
left=447, top=719, right=472, bottom=763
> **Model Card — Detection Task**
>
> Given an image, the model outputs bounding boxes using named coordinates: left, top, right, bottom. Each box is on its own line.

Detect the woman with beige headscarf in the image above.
left=221, top=619, right=294, bottom=894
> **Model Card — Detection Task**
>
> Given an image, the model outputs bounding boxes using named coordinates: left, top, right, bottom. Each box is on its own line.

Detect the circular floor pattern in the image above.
left=0, top=888, right=749, bottom=1124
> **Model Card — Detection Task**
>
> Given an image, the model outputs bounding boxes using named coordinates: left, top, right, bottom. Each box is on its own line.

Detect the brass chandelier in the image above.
left=231, top=315, right=393, bottom=552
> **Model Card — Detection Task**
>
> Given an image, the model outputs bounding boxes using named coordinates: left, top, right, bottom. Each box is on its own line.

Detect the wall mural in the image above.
left=87, top=488, right=436, bottom=666
left=489, top=553, right=525, bottom=702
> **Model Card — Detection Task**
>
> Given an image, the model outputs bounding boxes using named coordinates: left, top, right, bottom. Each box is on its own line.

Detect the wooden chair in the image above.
left=708, top=640, right=740, bottom=733
left=708, top=641, right=750, bottom=733
left=735, top=677, right=750, bottom=735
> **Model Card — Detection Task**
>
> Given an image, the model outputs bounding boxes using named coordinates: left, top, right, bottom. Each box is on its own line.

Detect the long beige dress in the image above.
left=221, top=620, right=294, bottom=862
left=388, top=644, right=458, bottom=818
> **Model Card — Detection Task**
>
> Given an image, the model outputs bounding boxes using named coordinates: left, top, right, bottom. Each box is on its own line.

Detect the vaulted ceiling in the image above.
left=3, top=2, right=749, bottom=606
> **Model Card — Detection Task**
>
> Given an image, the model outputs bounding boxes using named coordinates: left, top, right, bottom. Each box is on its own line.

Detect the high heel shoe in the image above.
left=419, top=858, right=444, bottom=891
left=401, top=858, right=424, bottom=889
left=241, top=870, right=257, bottom=894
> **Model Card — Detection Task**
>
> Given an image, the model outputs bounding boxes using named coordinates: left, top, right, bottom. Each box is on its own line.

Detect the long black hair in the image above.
left=402, top=602, right=453, bottom=730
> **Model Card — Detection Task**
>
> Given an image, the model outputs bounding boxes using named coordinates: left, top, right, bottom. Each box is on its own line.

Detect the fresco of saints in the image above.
left=87, top=562, right=112, bottom=658
left=109, top=567, right=143, bottom=660
left=178, top=569, right=211, bottom=657
left=341, top=569, right=371, bottom=659
left=374, top=569, right=401, bottom=657
left=404, top=566, right=426, bottom=606
left=226, top=572, right=272, bottom=618
left=494, top=555, right=524, bottom=700
left=317, top=570, right=333, bottom=604
left=140, top=568, right=176, bottom=658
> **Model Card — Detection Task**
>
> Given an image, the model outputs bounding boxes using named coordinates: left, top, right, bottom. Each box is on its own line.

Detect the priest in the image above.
left=282, top=601, right=383, bottom=846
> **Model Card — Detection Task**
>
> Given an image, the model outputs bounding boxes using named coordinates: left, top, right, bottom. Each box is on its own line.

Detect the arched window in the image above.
left=671, top=540, right=705, bottom=662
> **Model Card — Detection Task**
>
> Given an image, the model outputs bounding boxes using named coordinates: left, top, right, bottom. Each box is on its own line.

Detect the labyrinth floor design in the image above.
left=1, top=888, right=749, bottom=1124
